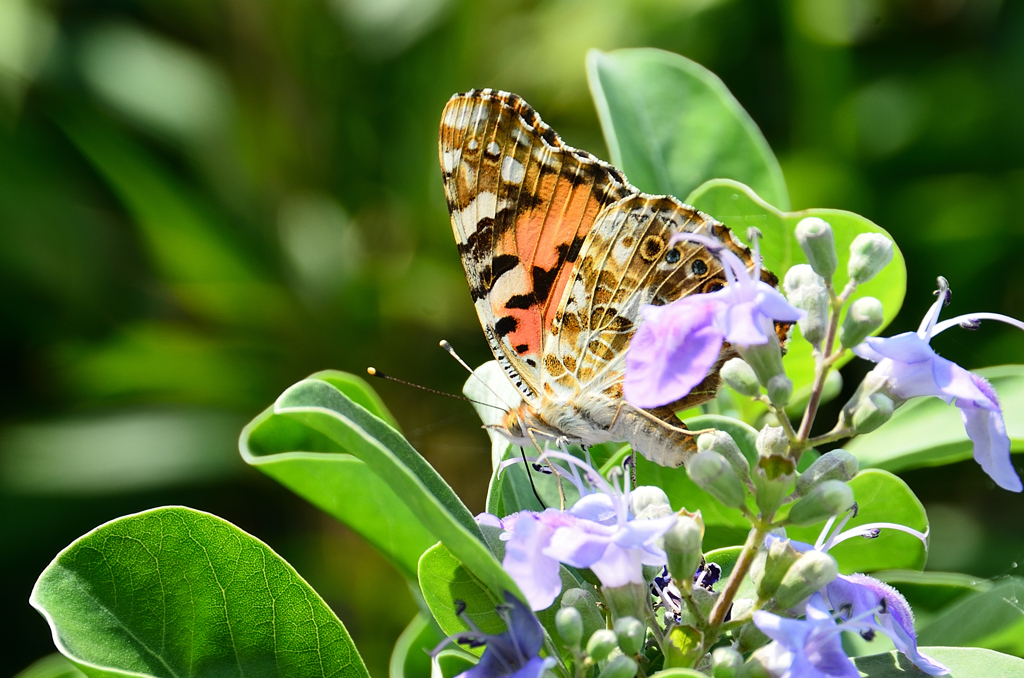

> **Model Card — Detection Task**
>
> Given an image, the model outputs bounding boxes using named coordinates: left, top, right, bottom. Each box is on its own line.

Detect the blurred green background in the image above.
left=3, top=0, right=1024, bottom=675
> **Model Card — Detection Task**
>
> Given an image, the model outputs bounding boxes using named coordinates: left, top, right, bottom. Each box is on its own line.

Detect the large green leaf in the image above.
left=262, top=374, right=522, bottom=603
left=785, top=469, right=928, bottom=573
left=30, top=506, right=369, bottom=678
left=917, top=577, right=1024, bottom=655
left=852, top=647, right=1024, bottom=677
left=685, top=179, right=906, bottom=394
left=418, top=542, right=507, bottom=639
left=241, top=371, right=434, bottom=580
left=872, top=570, right=989, bottom=613
left=846, top=365, right=1024, bottom=474
left=587, top=48, right=788, bottom=209
left=14, top=655, right=87, bottom=678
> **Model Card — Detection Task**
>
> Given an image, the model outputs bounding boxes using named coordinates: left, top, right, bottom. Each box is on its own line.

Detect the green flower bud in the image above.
left=783, top=264, right=830, bottom=348
left=753, top=453, right=796, bottom=517
left=795, top=449, right=859, bottom=496
left=839, top=297, right=884, bottom=349
left=555, top=606, right=584, bottom=648
left=766, top=374, right=793, bottom=408
left=852, top=391, right=895, bottom=434
left=602, top=582, right=647, bottom=622
left=774, top=550, right=839, bottom=608
left=739, top=646, right=777, bottom=678
left=687, top=451, right=747, bottom=509
left=712, top=647, right=744, bottom=678
left=698, top=430, right=751, bottom=482
left=629, top=486, right=671, bottom=520
left=601, top=655, right=639, bottom=678
left=721, top=357, right=761, bottom=397
left=560, top=588, right=604, bottom=645
left=788, top=479, right=855, bottom=526
left=756, top=539, right=801, bottom=600
left=795, top=217, right=838, bottom=280
left=586, top=629, right=619, bottom=662
left=739, top=335, right=787, bottom=388
left=664, top=516, right=703, bottom=587
left=755, top=426, right=789, bottom=458
left=613, top=616, right=645, bottom=656
left=848, top=233, right=894, bottom=285
left=736, top=620, right=771, bottom=654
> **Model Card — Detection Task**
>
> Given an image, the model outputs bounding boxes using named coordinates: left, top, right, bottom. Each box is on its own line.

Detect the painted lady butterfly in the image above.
left=439, top=89, right=769, bottom=467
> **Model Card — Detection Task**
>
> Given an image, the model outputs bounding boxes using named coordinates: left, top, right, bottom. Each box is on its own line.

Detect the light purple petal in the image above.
left=852, top=342, right=887, bottom=363
left=507, top=657, right=553, bottom=678
left=863, top=333, right=936, bottom=364
left=753, top=610, right=813, bottom=649
left=543, top=523, right=613, bottom=569
left=476, top=513, right=504, bottom=529
left=611, top=515, right=677, bottom=549
left=719, top=300, right=772, bottom=346
left=502, top=513, right=564, bottom=610
left=756, top=285, right=806, bottom=323
left=587, top=543, right=645, bottom=588
left=876, top=359, right=941, bottom=401
left=804, top=630, right=860, bottom=678
left=960, top=399, right=1022, bottom=492
left=625, top=300, right=724, bottom=408
left=569, top=493, right=617, bottom=524
left=931, top=356, right=992, bottom=406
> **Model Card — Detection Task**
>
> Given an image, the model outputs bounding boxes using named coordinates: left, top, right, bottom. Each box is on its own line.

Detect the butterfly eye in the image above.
left=691, top=260, right=708, bottom=276
left=665, top=248, right=681, bottom=264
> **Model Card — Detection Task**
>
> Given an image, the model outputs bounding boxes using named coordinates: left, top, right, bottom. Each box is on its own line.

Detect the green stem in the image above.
left=704, top=522, right=771, bottom=646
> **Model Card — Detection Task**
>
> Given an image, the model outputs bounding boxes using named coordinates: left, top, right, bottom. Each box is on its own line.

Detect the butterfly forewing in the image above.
left=439, top=89, right=636, bottom=401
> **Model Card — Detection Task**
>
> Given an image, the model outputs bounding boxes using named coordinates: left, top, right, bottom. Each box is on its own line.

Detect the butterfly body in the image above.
left=440, top=89, right=763, bottom=467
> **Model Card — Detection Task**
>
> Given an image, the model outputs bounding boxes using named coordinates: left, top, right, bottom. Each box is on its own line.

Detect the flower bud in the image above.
left=774, top=550, right=839, bottom=609
left=687, top=451, right=747, bottom=509
left=586, top=629, right=619, bottom=662
left=614, top=616, right=645, bottom=656
left=698, top=430, right=751, bottom=482
left=555, top=607, right=584, bottom=648
left=795, top=449, right=859, bottom=496
left=664, top=516, right=703, bottom=588
left=601, top=655, right=638, bottom=678
left=755, top=426, right=789, bottom=459
left=783, top=264, right=830, bottom=348
left=839, top=297, right=884, bottom=349
left=736, top=621, right=771, bottom=655
left=603, top=582, right=647, bottom=622
left=848, top=233, right=894, bottom=285
left=851, top=391, right=895, bottom=434
left=739, top=335, right=787, bottom=388
left=629, top=486, right=671, bottom=520
left=757, top=538, right=801, bottom=600
left=788, top=479, right=855, bottom=526
left=560, top=588, right=604, bottom=645
left=795, top=217, right=838, bottom=280
left=766, top=374, right=793, bottom=408
left=739, top=646, right=780, bottom=678
left=753, top=452, right=796, bottom=517
left=721, top=358, right=761, bottom=397
left=712, top=647, right=744, bottom=678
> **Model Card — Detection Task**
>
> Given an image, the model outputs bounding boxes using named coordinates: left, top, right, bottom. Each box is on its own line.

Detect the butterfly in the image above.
left=439, top=89, right=771, bottom=467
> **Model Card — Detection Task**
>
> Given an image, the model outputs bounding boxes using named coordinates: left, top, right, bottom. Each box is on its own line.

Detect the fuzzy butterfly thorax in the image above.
left=439, top=88, right=775, bottom=467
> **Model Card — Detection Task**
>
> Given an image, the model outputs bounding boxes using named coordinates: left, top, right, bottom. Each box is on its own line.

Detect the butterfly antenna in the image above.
left=366, top=367, right=505, bottom=411
left=438, top=340, right=515, bottom=410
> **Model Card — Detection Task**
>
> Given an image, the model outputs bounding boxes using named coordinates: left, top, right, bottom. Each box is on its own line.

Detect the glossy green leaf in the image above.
left=14, top=655, right=86, bottom=678
left=649, top=669, right=710, bottom=678
left=786, top=469, right=928, bottom=573
left=418, top=542, right=506, bottom=639
left=264, top=374, right=522, bottom=602
left=685, top=179, right=907, bottom=393
left=389, top=614, right=442, bottom=678
left=852, top=647, right=1024, bottom=677
left=587, top=48, right=788, bottom=209
left=241, top=371, right=433, bottom=580
left=917, top=577, right=1024, bottom=655
left=846, top=365, right=1024, bottom=474
left=30, top=506, right=369, bottom=678
left=872, top=570, right=989, bottom=612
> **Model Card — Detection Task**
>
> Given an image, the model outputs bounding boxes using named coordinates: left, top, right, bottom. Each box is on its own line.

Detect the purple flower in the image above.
left=434, top=592, right=554, bottom=678
left=759, top=512, right=948, bottom=676
left=494, top=452, right=676, bottom=610
left=624, top=233, right=803, bottom=408
left=753, top=594, right=862, bottom=678
left=853, top=278, right=1024, bottom=492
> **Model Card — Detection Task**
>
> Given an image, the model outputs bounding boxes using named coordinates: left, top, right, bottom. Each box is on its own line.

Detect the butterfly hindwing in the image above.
left=544, top=195, right=749, bottom=400
left=439, top=89, right=636, bottom=401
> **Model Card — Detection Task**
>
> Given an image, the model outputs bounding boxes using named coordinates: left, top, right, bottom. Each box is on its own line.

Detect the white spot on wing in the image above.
left=501, top=156, right=525, bottom=184
left=487, top=141, right=501, bottom=156
left=441, top=149, right=462, bottom=172
left=467, top=138, right=478, bottom=150
left=456, top=192, right=498, bottom=231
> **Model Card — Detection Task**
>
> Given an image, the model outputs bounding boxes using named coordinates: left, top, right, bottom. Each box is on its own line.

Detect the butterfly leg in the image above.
left=606, top=402, right=699, bottom=469
left=524, top=426, right=567, bottom=509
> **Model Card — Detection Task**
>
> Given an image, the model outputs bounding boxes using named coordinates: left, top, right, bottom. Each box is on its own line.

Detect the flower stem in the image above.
left=794, top=282, right=852, bottom=448
left=703, top=521, right=771, bottom=647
